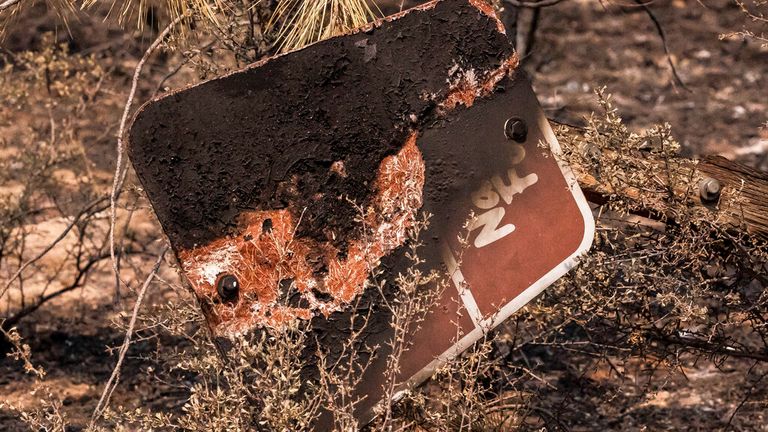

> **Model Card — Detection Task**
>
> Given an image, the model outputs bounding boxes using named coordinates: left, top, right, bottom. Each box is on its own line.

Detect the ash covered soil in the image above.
left=528, top=0, right=768, bottom=170
left=1, top=0, right=766, bottom=430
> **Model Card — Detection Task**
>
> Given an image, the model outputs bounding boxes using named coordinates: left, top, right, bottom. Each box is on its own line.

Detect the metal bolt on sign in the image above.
left=127, top=0, right=594, bottom=428
left=504, top=117, right=528, bottom=143
left=216, top=274, right=240, bottom=303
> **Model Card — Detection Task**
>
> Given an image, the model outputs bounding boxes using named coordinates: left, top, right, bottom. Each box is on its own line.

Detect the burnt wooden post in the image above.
left=571, top=147, right=768, bottom=239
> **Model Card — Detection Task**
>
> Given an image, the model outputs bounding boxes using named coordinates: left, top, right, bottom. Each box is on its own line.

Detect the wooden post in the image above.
left=564, top=135, right=768, bottom=239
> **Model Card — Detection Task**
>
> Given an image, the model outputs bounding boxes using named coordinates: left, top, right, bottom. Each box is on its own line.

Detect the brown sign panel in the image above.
left=338, top=74, right=595, bottom=421
left=128, top=0, right=593, bottom=426
left=388, top=73, right=594, bottom=399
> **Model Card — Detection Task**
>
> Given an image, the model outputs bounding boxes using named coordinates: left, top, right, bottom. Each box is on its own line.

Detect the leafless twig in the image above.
left=109, top=13, right=186, bottom=298
left=0, top=196, right=108, bottom=300
left=0, top=0, right=22, bottom=13
left=633, top=0, right=691, bottom=91
left=89, top=245, right=169, bottom=428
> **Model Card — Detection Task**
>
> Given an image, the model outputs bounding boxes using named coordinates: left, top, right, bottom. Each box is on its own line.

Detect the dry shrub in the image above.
left=267, top=0, right=380, bottom=52
left=0, top=327, right=68, bottom=432
left=91, top=214, right=487, bottom=431
left=0, top=34, right=113, bottom=331
left=721, top=0, right=768, bottom=47
left=383, top=336, right=524, bottom=432
left=551, top=87, right=768, bottom=368
left=481, top=88, right=768, bottom=428
left=1, top=0, right=380, bottom=61
left=104, top=321, right=322, bottom=430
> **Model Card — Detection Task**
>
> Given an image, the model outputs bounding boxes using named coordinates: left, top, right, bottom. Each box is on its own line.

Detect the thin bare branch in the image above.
left=1, top=196, right=108, bottom=300
left=109, top=13, right=186, bottom=296
left=89, top=245, right=169, bottom=427
left=633, top=0, right=691, bottom=91
left=0, top=0, right=22, bottom=13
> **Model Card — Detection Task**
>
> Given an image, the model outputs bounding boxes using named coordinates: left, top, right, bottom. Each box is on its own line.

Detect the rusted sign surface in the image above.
left=130, top=0, right=515, bottom=335
left=128, top=0, right=592, bottom=425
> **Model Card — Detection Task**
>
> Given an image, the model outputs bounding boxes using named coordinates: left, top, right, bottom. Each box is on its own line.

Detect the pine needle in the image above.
left=267, top=0, right=381, bottom=53
left=80, top=0, right=226, bottom=31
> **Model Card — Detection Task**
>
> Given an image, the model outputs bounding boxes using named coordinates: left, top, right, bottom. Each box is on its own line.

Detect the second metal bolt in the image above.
left=699, top=177, right=722, bottom=203
left=504, top=117, right=528, bottom=143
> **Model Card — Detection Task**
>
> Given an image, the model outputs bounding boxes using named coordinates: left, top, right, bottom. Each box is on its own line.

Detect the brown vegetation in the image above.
left=1, top=0, right=767, bottom=431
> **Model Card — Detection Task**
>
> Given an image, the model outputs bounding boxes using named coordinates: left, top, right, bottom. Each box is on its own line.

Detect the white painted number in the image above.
left=469, top=144, right=539, bottom=248
left=469, top=207, right=515, bottom=248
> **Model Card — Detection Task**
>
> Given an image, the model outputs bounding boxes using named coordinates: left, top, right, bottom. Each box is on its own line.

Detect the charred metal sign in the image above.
left=128, top=0, right=593, bottom=425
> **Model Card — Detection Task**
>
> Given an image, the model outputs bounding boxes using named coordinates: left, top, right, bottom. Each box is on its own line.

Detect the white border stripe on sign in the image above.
left=441, top=244, right=484, bottom=327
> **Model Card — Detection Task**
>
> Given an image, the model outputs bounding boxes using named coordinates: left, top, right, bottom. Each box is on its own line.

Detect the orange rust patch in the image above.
left=441, top=55, right=519, bottom=111
left=178, top=133, right=425, bottom=335
left=468, top=0, right=507, bottom=34
left=330, top=160, right=348, bottom=178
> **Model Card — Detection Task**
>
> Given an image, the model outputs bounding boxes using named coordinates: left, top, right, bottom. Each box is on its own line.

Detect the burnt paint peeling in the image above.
left=129, top=0, right=516, bottom=334
left=129, top=0, right=514, bottom=252
left=177, top=135, right=425, bottom=333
